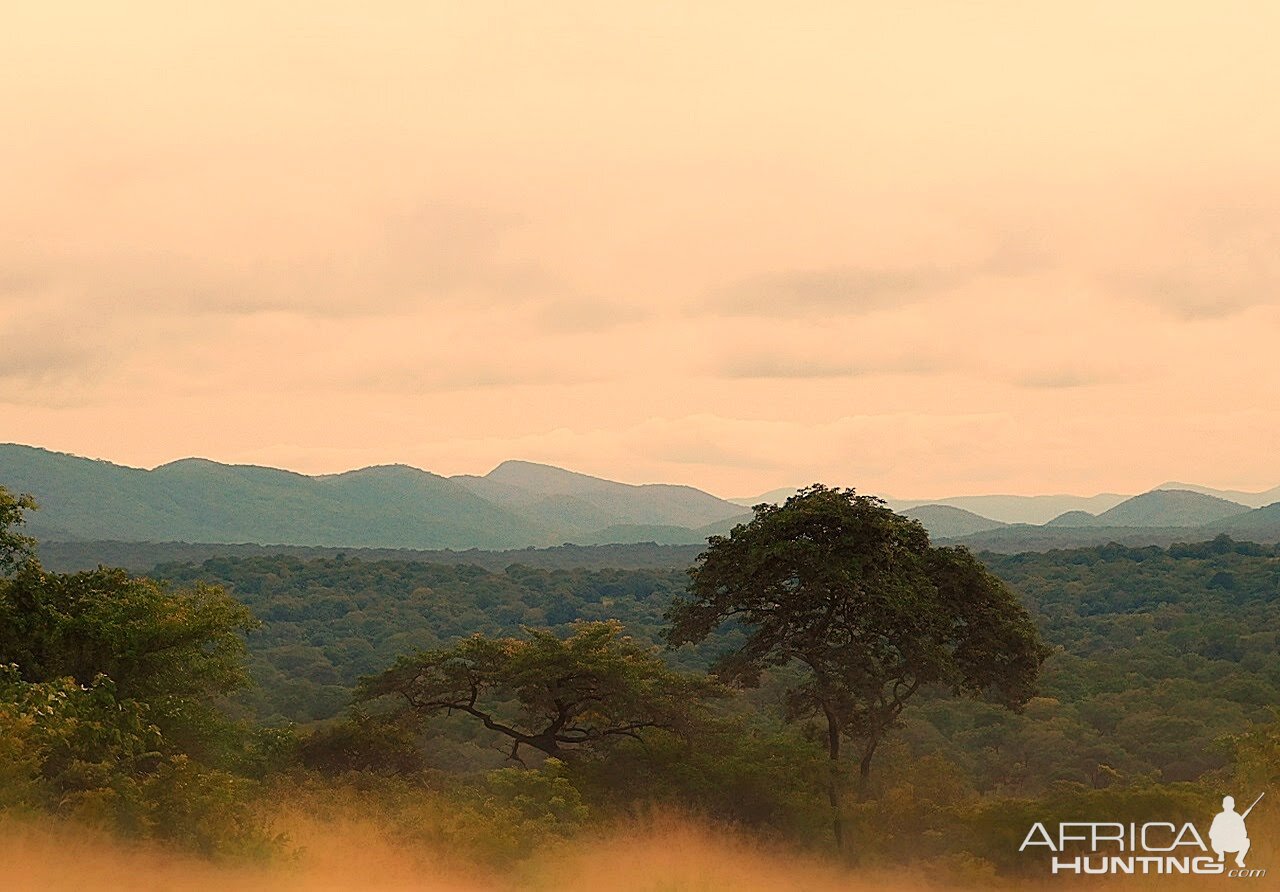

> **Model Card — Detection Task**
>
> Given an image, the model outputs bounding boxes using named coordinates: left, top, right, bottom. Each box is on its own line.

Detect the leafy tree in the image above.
left=0, top=565, right=257, bottom=757
left=0, top=493, right=272, bottom=853
left=359, top=621, right=725, bottom=763
left=1228, top=707, right=1280, bottom=792
left=667, top=485, right=1047, bottom=850
left=298, top=709, right=428, bottom=777
left=0, top=485, right=37, bottom=574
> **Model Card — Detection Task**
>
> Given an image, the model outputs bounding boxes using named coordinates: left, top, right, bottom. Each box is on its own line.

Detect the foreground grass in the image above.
left=1, top=804, right=1273, bottom=892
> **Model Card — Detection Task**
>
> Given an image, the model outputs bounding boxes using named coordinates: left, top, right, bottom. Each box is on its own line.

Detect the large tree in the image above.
left=0, top=486, right=255, bottom=716
left=0, top=486, right=38, bottom=575
left=359, top=621, right=724, bottom=764
left=666, top=484, right=1047, bottom=849
left=0, top=485, right=268, bottom=852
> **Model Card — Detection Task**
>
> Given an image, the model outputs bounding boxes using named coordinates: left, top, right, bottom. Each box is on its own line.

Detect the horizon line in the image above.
left=3, top=441, right=1276, bottom=504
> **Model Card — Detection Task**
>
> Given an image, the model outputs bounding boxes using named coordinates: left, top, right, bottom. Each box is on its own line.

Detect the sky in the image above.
left=3, top=2, right=1278, bottom=499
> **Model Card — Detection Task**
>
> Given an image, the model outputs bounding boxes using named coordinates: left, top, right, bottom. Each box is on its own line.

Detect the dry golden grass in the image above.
left=0, top=806, right=1273, bottom=892
left=519, top=811, right=942, bottom=891
left=0, top=813, right=496, bottom=892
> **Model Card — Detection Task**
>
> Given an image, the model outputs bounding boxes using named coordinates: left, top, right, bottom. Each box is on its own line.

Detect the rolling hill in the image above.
left=1091, top=489, right=1250, bottom=527
left=948, top=498, right=1280, bottom=553
left=455, top=460, right=745, bottom=538
left=887, top=492, right=1130, bottom=525
left=0, top=446, right=554, bottom=549
left=1217, top=501, right=1280, bottom=539
left=4, top=443, right=1278, bottom=556
left=1156, top=480, right=1280, bottom=509
left=0, top=445, right=745, bottom=550
left=1044, top=510, right=1100, bottom=527
left=900, top=504, right=1006, bottom=538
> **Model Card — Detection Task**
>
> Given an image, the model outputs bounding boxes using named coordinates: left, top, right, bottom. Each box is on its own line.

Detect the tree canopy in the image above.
left=0, top=486, right=271, bottom=853
left=359, top=621, right=725, bottom=763
left=0, top=486, right=37, bottom=575
left=0, top=485, right=255, bottom=717
left=667, top=484, right=1048, bottom=846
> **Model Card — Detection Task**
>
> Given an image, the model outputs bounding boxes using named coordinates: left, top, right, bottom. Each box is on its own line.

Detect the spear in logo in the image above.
left=1241, top=792, right=1265, bottom=819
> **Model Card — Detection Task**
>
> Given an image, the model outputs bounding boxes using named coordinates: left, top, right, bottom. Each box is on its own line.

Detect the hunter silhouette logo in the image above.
left=1210, top=793, right=1263, bottom=868
left=1020, top=791, right=1268, bottom=878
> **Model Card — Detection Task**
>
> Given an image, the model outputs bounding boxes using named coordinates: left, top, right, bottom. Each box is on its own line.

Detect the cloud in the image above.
left=0, top=304, right=128, bottom=407
left=343, top=363, right=609, bottom=396
left=720, top=357, right=858, bottom=380
left=0, top=200, right=574, bottom=324
left=1015, top=370, right=1103, bottom=389
left=1105, top=198, right=1280, bottom=320
left=531, top=297, right=648, bottom=333
left=649, top=440, right=782, bottom=470
left=705, top=266, right=961, bottom=318
left=719, top=354, right=940, bottom=380
left=1120, top=274, right=1278, bottom=321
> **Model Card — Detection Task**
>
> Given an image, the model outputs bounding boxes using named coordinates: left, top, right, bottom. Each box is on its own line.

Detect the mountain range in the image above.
left=2, top=443, right=1278, bottom=554
left=0, top=444, right=747, bottom=550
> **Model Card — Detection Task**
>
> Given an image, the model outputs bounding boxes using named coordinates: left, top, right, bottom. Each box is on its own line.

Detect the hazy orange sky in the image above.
left=4, top=2, right=1278, bottom=498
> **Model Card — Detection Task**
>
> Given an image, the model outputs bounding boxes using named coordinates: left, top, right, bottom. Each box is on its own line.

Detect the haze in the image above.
left=5, top=2, right=1278, bottom=498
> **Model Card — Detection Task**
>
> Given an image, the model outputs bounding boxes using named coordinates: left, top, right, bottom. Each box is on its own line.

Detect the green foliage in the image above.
left=0, top=566, right=255, bottom=700
left=298, top=709, right=427, bottom=777
left=10, top=473, right=1280, bottom=875
left=155, top=537, right=1280, bottom=799
left=670, top=487, right=1045, bottom=728
left=571, top=721, right=831, bottom=836
left=0, top=486, right=38, bottom=575
left=0, top=665, right=273, bottom=856
left=0, top=497, right=275, bottom=856
left=122, top=530, right=1280, bottom=870
left=844, top=752, right=977, bottom=863
left=0, top=563, right=257, bottom=762
left=439, top=760, right=590, bottom=863
left=667, top=483, right=1047, bottom=832
left=484, top=759, right=590, bottom=829
left=38, top=539, right=704, bottom=576
left=979, top=538, right=1280, bottom=786
left=1227, top=707, right=1280, bottom=792
left=155, top=556, right=718, bottom=723
left=360, top=622, right=726, bottom=762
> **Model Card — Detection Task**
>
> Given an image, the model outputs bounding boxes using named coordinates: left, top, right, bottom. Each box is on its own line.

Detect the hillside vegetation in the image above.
left=3, top=483, right=1278, bottom=885
left=0, top=445, right=745, bottom=549
left=8, top=444, right=1280, bottom=554
left=153, top=535, right=1280, bottom=795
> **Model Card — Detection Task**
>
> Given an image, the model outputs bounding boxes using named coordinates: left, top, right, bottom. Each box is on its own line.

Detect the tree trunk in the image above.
left=857, top=734, right=879, bottom=801
left=823, top=706, right=845, bottom=852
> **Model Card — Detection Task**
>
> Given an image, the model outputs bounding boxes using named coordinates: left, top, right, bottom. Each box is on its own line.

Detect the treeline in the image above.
left=37, top=539, right=703, bottom=575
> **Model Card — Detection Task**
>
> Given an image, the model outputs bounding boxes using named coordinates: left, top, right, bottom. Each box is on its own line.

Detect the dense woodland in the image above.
left=3, top=482, right=1278, bottom=879
left=152, top=536, right=1280, bottom=795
